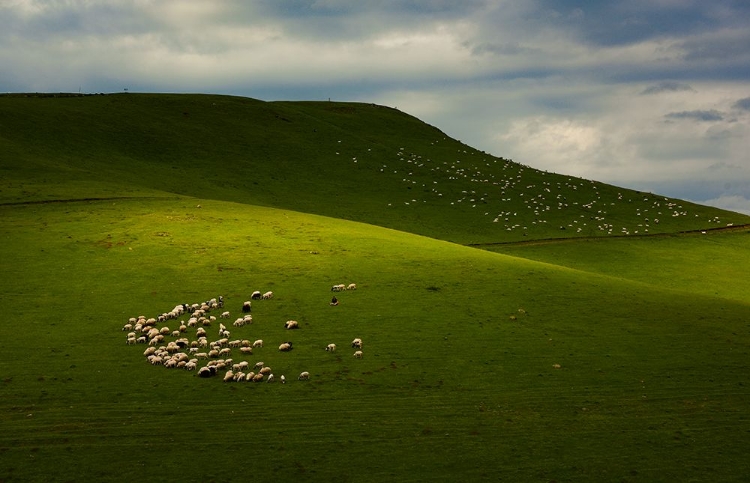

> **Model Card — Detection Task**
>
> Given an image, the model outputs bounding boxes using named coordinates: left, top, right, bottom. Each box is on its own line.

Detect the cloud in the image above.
left=733, top=97, right=750, bottom=111
left=698, top=195, right=750, bottom=215
left=665, top=110, right=724, bottom=121
left=640, top=81, right=694, bottom=95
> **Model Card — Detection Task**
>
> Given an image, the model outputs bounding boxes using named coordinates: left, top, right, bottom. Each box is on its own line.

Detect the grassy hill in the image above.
left=2, top=93, right=748, bottom=244
left=1, top=93, right=749, bottom=482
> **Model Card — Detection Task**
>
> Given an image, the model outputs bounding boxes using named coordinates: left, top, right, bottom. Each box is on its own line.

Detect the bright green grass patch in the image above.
left=1, top=197, right=749, bottom=482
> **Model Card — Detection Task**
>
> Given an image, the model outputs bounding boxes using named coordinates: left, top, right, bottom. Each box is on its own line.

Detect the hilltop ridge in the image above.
left=2, top=92, right=748, bottom=244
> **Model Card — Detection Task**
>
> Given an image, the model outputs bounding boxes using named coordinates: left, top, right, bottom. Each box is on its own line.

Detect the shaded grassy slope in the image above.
left=1, top=197, right=749, bottom=482
left=2, top=93, right=749, bottom=245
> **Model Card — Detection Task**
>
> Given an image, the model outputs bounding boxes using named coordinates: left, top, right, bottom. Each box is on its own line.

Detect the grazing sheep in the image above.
left=284, top=320, right=299, bottom=330
left=122, top=323, right=133, bottom=331
left=240, top=347, right=253, bottom=354
left=326, top=343, right=336, bottom=352
left=353, top=350, right=363, bottom=359
left=251, top=291, right=262, bottom=300
left=347, top=283, right=357, bottom=290
left=242, top=301, right=252, bottom=313
left=252, top=373, right=265, bottom=382
left=267, top=374, right=275, bottom=383
left=245, top=372, right=255, bottom=382
left=261, top=291, right=273, bottom=300
left=219, top=347, right=231, bottom=357
left=234, top=372, right=246, bottom=382
left=331, top=284, right=346, bottom=292
left=298, top=371, right=310, bottom=380
left=254, top=361, right=265, bottom=370
left=223, top=370, right=235, bottom=382
left=280, top=375, right=286, bottom=384
left=220, top=311, right=230, bottom=319
left=253, top=339, right=263, bottom=348
left=351, top=338, right=363, bottom=349
left=278, top=342, right=293, bottom=352
left=259, top=366, right=272, bottom=375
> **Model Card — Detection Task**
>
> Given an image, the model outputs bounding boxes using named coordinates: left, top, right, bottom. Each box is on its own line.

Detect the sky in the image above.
left=2, top=0, right=750, bottom=214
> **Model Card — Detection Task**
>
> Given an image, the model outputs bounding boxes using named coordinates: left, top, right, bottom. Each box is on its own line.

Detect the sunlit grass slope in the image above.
left=485, top=227, right=750, bottom=305
left=1, top=197, right=749, bottom=482
left=2, top=92, right=748, bottom=245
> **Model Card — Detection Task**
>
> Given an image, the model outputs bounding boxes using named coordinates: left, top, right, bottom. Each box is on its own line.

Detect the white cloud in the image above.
left=698, top=195, right=750, bottom=215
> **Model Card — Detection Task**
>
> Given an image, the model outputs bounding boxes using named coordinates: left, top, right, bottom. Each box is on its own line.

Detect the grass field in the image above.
left=1, top=93, right=749, bottom=482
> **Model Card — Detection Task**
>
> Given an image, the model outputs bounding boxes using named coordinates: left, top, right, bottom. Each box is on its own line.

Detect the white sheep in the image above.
left=259, top=366, right=272, bottom=375
left=267, top=374, right=275, bottom=383
left=280, top=375, right=286, bottom=384
left=261, top=291, right=273, bottom=300
left=326, top=343, right=336, bottom=352
left=253, top=339, right=263, bottom=348
left=254, top=361, right=265, bottom=370
left=351, top=338, right=363, bottom=349
left=240, top=347, right=253, bottom=354
left=353, top=350, right=363, bottom=359
left=223, top=370, right=235, bottom=382
left=347, top=283, right=357, bottom=290
left=284, top=320, right=299, bottom=330
left=331, top=284, right=346, bottom=292
left=278, top=342, right=292, bottom=352
left=298, top=371, right=310, bottom=380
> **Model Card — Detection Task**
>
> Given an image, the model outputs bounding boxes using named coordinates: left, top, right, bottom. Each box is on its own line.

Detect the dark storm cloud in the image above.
left=535, top=0, right=750, bottom=46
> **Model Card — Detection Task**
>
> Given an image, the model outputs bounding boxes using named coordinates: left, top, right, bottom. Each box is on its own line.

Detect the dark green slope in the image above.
left=2, top=92, right=748, bottom=244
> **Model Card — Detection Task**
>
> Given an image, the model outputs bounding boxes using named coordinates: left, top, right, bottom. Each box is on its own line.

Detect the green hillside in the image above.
left=2, top=93, right=748, bottom=244
left=1, top=93, right=749, bottom=482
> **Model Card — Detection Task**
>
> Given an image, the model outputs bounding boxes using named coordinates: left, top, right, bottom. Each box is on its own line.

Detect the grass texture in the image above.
left=1, top=93, right=749, bottom=482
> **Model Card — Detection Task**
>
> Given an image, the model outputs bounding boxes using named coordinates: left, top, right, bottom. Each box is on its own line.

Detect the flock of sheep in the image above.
left=334, top=137, right=729, bottom=236
left=122, top=287, right=363, bottom=385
